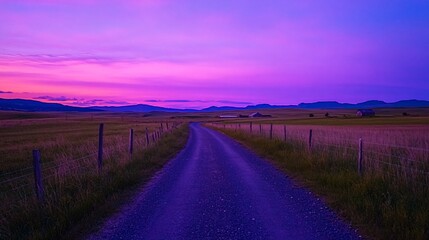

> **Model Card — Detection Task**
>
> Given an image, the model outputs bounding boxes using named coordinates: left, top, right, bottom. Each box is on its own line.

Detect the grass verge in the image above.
left=2, top=124, right=189, bottom=240
left=214, top=127, right=429, bottom=240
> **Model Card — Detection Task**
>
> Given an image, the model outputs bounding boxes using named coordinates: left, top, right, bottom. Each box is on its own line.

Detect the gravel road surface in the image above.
left=87, top=123, right=361, bottom=240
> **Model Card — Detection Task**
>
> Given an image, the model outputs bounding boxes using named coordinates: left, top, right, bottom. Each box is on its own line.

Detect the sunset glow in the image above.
left=1, top=0, right=428, bottom=108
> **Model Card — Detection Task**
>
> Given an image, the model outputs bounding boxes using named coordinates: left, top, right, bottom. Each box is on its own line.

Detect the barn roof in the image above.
left=249, top=112, right=263, bottom=117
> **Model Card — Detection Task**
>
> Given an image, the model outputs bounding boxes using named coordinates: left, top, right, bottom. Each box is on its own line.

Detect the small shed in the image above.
left=356, top=109, right=375, bottom=117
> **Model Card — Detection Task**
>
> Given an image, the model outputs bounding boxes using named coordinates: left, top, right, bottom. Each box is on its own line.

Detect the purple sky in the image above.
left=1, top=0, right=428, bottom=109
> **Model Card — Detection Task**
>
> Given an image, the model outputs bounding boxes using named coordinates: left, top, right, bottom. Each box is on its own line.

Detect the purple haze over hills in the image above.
left=1, top=98, right=428, bottom=112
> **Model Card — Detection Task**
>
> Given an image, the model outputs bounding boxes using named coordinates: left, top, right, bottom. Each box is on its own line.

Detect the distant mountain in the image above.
left=298, top=100, right=429, bottom=109
left=200, top=106, right=244, bottom=112
left=1, top=98, right=428, bottom=113
left=200, top=104, right=295, bottom=112
left=91, top=104, right=198, bottom=113
left=298, top=101, right=351, bottom=109
left=355, top=100, right=388, bottom=108
left=386, top=100, right=429, bottom=108
left=244, top=104, right=296, bottom=109
left=0, top=98, right=99, bottom=112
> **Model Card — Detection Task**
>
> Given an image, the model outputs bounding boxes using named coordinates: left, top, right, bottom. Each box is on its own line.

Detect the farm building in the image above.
left=249, top=112, right=272, bottom=118
left=249, top=112, right=263, bottom=117
left=218, top=115, right=238, bottom=118
left=356, top=109, right=375, bottom=117
left=219, top=112, right=272, bottom=118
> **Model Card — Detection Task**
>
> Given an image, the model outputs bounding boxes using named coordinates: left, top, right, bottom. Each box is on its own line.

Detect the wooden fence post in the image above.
left=358, top=138, right=363, bottom=176
left=166, top=122, right=169, bottom=130
left=129, top=128, right=134, bottom=155
left=308, top=129, right=313, bottom=150
left=270, top=124, right=273, bottom=139
left=250, top=122, right=253, bottom=133
left=283, top=125, right=287, bottom=141
left=145, top=128, right=150, bottom=146
left=32, top=149, right=44, bottom=203
left=98, top=123, right=104, bottom=174
left=259, top=124, right=262, bottom=135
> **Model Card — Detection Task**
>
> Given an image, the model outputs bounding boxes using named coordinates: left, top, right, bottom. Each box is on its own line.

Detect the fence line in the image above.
left=0, top=166, right=34, bottom=179
left=209, top=122, right=429, bottom=185
left=0, top=121, right=183, bottom=212
left=0, top=172, right=34, bottom=185
left=40, top=155, right=96, bottom=173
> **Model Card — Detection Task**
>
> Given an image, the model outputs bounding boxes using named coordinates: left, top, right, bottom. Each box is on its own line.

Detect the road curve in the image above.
left=87, top=123, right=361, bottom=240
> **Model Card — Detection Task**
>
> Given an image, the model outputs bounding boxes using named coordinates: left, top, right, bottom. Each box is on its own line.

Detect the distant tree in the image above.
left=402, top=112, right=409, bottom=116
left=309, top=113, right=314, bottom=117
left=325, top=112, right=330, bottom=118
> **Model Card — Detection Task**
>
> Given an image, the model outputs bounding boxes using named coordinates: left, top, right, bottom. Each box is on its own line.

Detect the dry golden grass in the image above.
left=0, top=112, right=186, bottom=239
left=208, top=122, right=429, bottom=239
left=214, top=122, right=429, bottom=185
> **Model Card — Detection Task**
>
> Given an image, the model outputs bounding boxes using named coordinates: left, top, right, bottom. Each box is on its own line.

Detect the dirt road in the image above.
left=87, top=123, right=360, bottom=240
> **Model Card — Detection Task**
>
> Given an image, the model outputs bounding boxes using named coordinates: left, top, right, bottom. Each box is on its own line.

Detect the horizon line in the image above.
left=1, top=97, right=428, bottom=111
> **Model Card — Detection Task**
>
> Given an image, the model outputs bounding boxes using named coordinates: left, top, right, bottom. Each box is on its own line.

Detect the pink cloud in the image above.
left=1, top=0, right=427, bottom=107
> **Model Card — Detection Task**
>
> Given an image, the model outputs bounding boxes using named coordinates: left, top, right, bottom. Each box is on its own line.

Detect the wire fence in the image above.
left=0, top=121, right=182, bottom=217
left=209, top=122, right=429, bottom=188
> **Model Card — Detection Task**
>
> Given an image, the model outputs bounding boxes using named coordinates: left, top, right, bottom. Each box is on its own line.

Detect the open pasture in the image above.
left=210, top=108, right=429, bottom=186
left=212, top=107, right=429, bottom=125
left=0, top=111, right=187, bottom=239
left=0, top=111, right=182, bottom=171
left=207, top=108, right=429, bottom=239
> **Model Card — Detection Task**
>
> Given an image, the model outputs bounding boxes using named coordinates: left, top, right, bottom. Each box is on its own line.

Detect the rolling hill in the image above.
left=1, top=98, right=428, bottom=112
left=0, top=98, right=99, bottom=112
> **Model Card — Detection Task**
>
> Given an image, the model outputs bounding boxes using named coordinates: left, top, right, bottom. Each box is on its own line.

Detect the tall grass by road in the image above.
left=210, top=124, right=429, bottom=240
left=217, top=123, right=429, bottom=187
left=0, top=116, right=189, bottom=240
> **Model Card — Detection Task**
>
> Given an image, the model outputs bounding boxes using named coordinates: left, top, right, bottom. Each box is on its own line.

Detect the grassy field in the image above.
left=208, top=118, right=429, bottom=239
left=0, top=112, right=188, bottom=239
left=209, top=107, right=429, bottom=126
left=0, top=112, right=184, bottom=172
left=255, top=116, right=429, bottom=125
left=1, top=108, right=428, bottom=239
